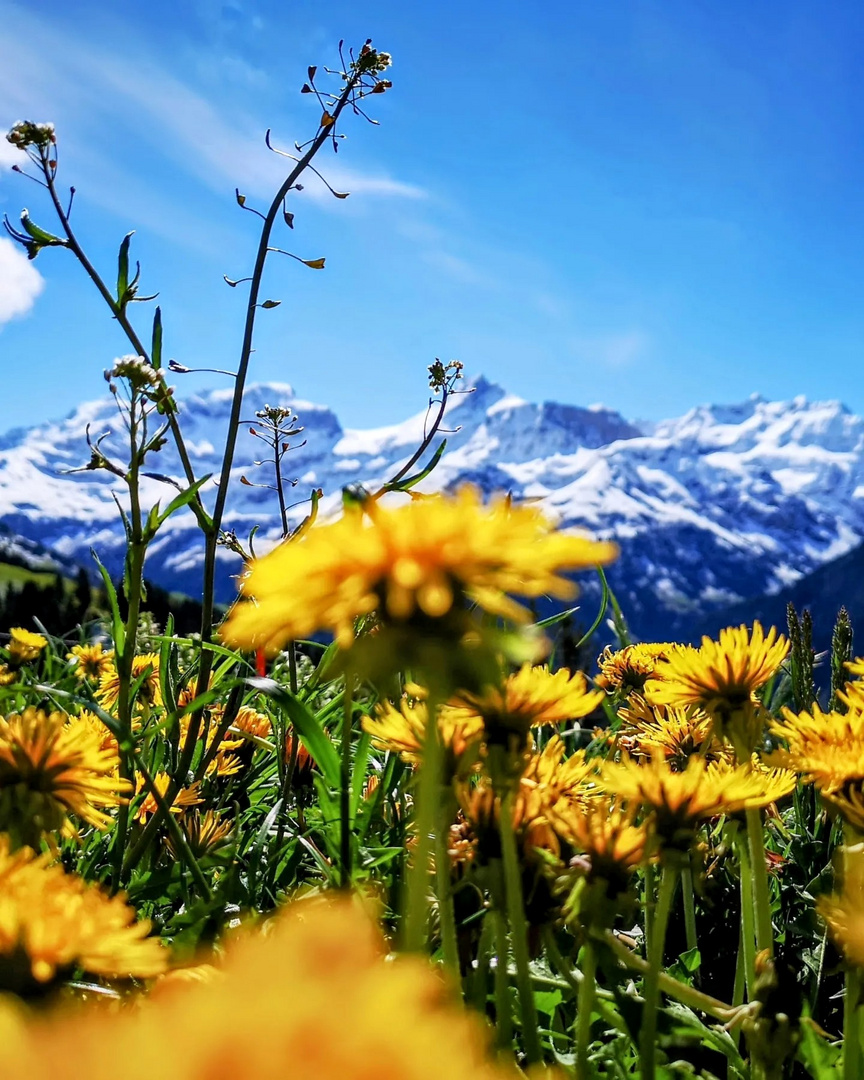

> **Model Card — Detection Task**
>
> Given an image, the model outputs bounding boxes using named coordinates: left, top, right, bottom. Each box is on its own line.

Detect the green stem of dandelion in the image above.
left=681, top=864, right=699, bottom=977
left=339, top=669, right=355, bottom=890
left=492, top=902, right=514, bottom=1053
left=403, top=691, right=442, bottom=952
left=597, top=929, right=739, bottom=1022
left=736, top=828, right=758, bottom=997
left=746, top=807, right=774, bottom=958
left=576, top=940, right=597, bottom=1080
left=434, top=804, right=460, bottom=975
left=640, top=864, right=678, bottom=1080
left=499, top=788, right=543, bottom=1065
left=844, top=832, right=863, bottom=1080
left=844, top=966, right=862, bottom=1080
left=643, top=859, right=656, bottom=960
left=467, top=908, right=495, bottom=1013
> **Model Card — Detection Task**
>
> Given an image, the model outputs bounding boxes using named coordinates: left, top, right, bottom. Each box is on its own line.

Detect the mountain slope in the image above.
left=1, top=377, right=863, bottom=640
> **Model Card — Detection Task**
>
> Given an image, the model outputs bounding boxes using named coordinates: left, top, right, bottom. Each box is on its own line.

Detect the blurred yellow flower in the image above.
left=1, top=899, right=512, bottom=1080
left=0, top=838, right=165, bottom=993
left=97, top=654, right=162, bottom=713
left=166, top=810, right=233, bottom=862
left=445, top=664, right=603, bottom=747
left=7, top=628, right=47, bottom=664
left=363, top=693, right=483, bottom=775
left=816, top=849, right=864, bottom=969
left=0, top=708, right=129, bottom=846
left=550, top=796, right=650, bottom=885
left=220, top=486, right=617, bottom=655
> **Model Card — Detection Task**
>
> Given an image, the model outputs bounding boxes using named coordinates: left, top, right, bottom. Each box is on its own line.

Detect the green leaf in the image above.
left=151, top=306, right=163, bottom=368
left=382, top=439, right=447, bottom=494
left=117, top=231, right=133, bottom=302
left=679, top=947, right=701, bottom=973
left=150, top=474, right=212, bottom=533
left=90, top=549, right=125, bottom=655
left=797, top=1016, right=842, bottom=1078
left=248, top=678, right=340, bottom=788
left=20, top=210, right=66, bottom=248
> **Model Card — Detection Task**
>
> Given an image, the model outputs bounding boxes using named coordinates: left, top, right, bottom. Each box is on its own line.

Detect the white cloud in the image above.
left=570, top=330, right=650, bottom=368
left=0, top=238, right=44, bottom=324
left=0, top=138, right=21, bottom=171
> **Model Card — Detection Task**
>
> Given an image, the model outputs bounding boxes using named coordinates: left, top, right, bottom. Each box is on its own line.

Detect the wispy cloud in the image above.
left=0, top=238, right=44, bottom=325
left=570, top=330, right=651, bottom=368
left=0, top=2, right=425, bottom=218
left=421, top=249, right=500, bottom=288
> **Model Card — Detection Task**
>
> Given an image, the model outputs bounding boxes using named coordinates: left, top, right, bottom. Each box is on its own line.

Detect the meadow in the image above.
left=1, top=41, right=862, bottom=1080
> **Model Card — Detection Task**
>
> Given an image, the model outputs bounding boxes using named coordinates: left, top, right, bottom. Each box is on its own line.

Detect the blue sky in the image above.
left=1, top=0, right=863, bottom=434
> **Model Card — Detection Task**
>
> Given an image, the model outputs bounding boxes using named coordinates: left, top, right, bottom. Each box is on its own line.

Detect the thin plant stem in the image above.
left=736, top=827, right=758, bottom=997
left=681, top=864, right=699, bottom=980
left=499, top=789, right=543, bottom=1065
left=492, top=904, right=514, bottom=1053
left=597, top=929, right=739, bottom=1022
left=340, top=669, right=355, bottom=890
left=467, top=909, right=494, bottom=1013
left=746, top=807, right=774, bottom=957
left=643, top=859, right=656, bottom=960
left=845, top=967, right=862, bottom=1080
left=576, top=940, right=597, bottom=1079
left=403, top=691, right=442, bottom=951
left=640, top=864, right=678, bottom=1080
left=434, top=812, right=460, bottom=976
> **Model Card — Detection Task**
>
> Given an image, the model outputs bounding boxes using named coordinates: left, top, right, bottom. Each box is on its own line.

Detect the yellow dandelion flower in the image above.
left=816, top=849, right=864, bottom=969
left=133, top=773, right=202, bottom=823
left=445, top=664, right=603, bottom=748
left=0, top=664, right=16, bottom=686
left=220, top=486, right=617, bottom=655
left=66, top=642, right=113, bottom=682
left=7, top=628, right=47, bottom=664
left=645, top=622, right=788, bottom=754
left=206, top=750, right=243, bottom=778
left=596, top=642, right=682, bottom=696
left=618, top=696, right=732, bottom=769
left=231, top=705, right=272, bottom=740
left=550, top=796, right=650, bottom=887
left=166, top=810, right=233, bottom=861
left=0, top=899, right=513, bottom=1080
left=97, top=654, right=162, bottom=713
left=0, top=838, right=165, bottom=993
left=66, top=710, right=119, bottom=759
left=769, top=705, right=864, bottom=829
left=519, top=735, right=600, bottom=821
left=0, top=708, right=130, bottom=847
left=601, top=754, right=794, bottom=852
left=458, top=780, right=561, bottom=862
left=363, top=693, right=484, bottom=775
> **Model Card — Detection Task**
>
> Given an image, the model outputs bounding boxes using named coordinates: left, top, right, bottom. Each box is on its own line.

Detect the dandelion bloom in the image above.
left=220, top=486, right=617, bottom=655
left=363, top=692, right=484, bottom=775
left=0, top=839, right=165, bottom=993
left=1, top=900, right=512, bottom=1080
left=617, top=697, right=731, bottom=770
left=645, top=622, right=788, bottom=754
left=133, top=773, right=202, bottom=823
left=0, top=708, right=129, bottom=846
left=66, top=642, right=113, bottom=682
left=550, top=796, right=650, bottom=891
left=445, top=664, right=604, bottom=748
left=166, top=810, right=233, bottom=861
left=601, top=754, right=795, bottom=852
left=7, top=628, right=47, bottom=664
left=770, top=705, right=864, bottom=829
left=97, top=653, right=162, bottom=713
left=596, top=642, right=681, bottom=697
left=231, top=706, right=272, bottom=741
left=816, top=850, right=864, bottom=969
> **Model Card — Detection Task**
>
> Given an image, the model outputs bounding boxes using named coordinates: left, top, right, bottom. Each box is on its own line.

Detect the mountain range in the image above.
left=2, top=375, right=863, bottom=644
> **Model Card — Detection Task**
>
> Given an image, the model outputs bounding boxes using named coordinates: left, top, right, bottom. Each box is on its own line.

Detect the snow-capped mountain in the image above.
left=2, top=376, right=863, bottom=640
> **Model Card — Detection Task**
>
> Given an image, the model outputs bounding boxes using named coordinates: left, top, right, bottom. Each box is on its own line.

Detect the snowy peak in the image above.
left=0, top=378, right=862, bottom=640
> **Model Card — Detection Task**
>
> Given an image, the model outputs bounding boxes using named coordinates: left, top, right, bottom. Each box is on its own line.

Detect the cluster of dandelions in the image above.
left=4, top=485, right=864, bottom=1078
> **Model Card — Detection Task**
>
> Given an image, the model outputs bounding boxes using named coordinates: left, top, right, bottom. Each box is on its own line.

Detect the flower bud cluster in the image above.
left=6, top=121, right=55, bottom=150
